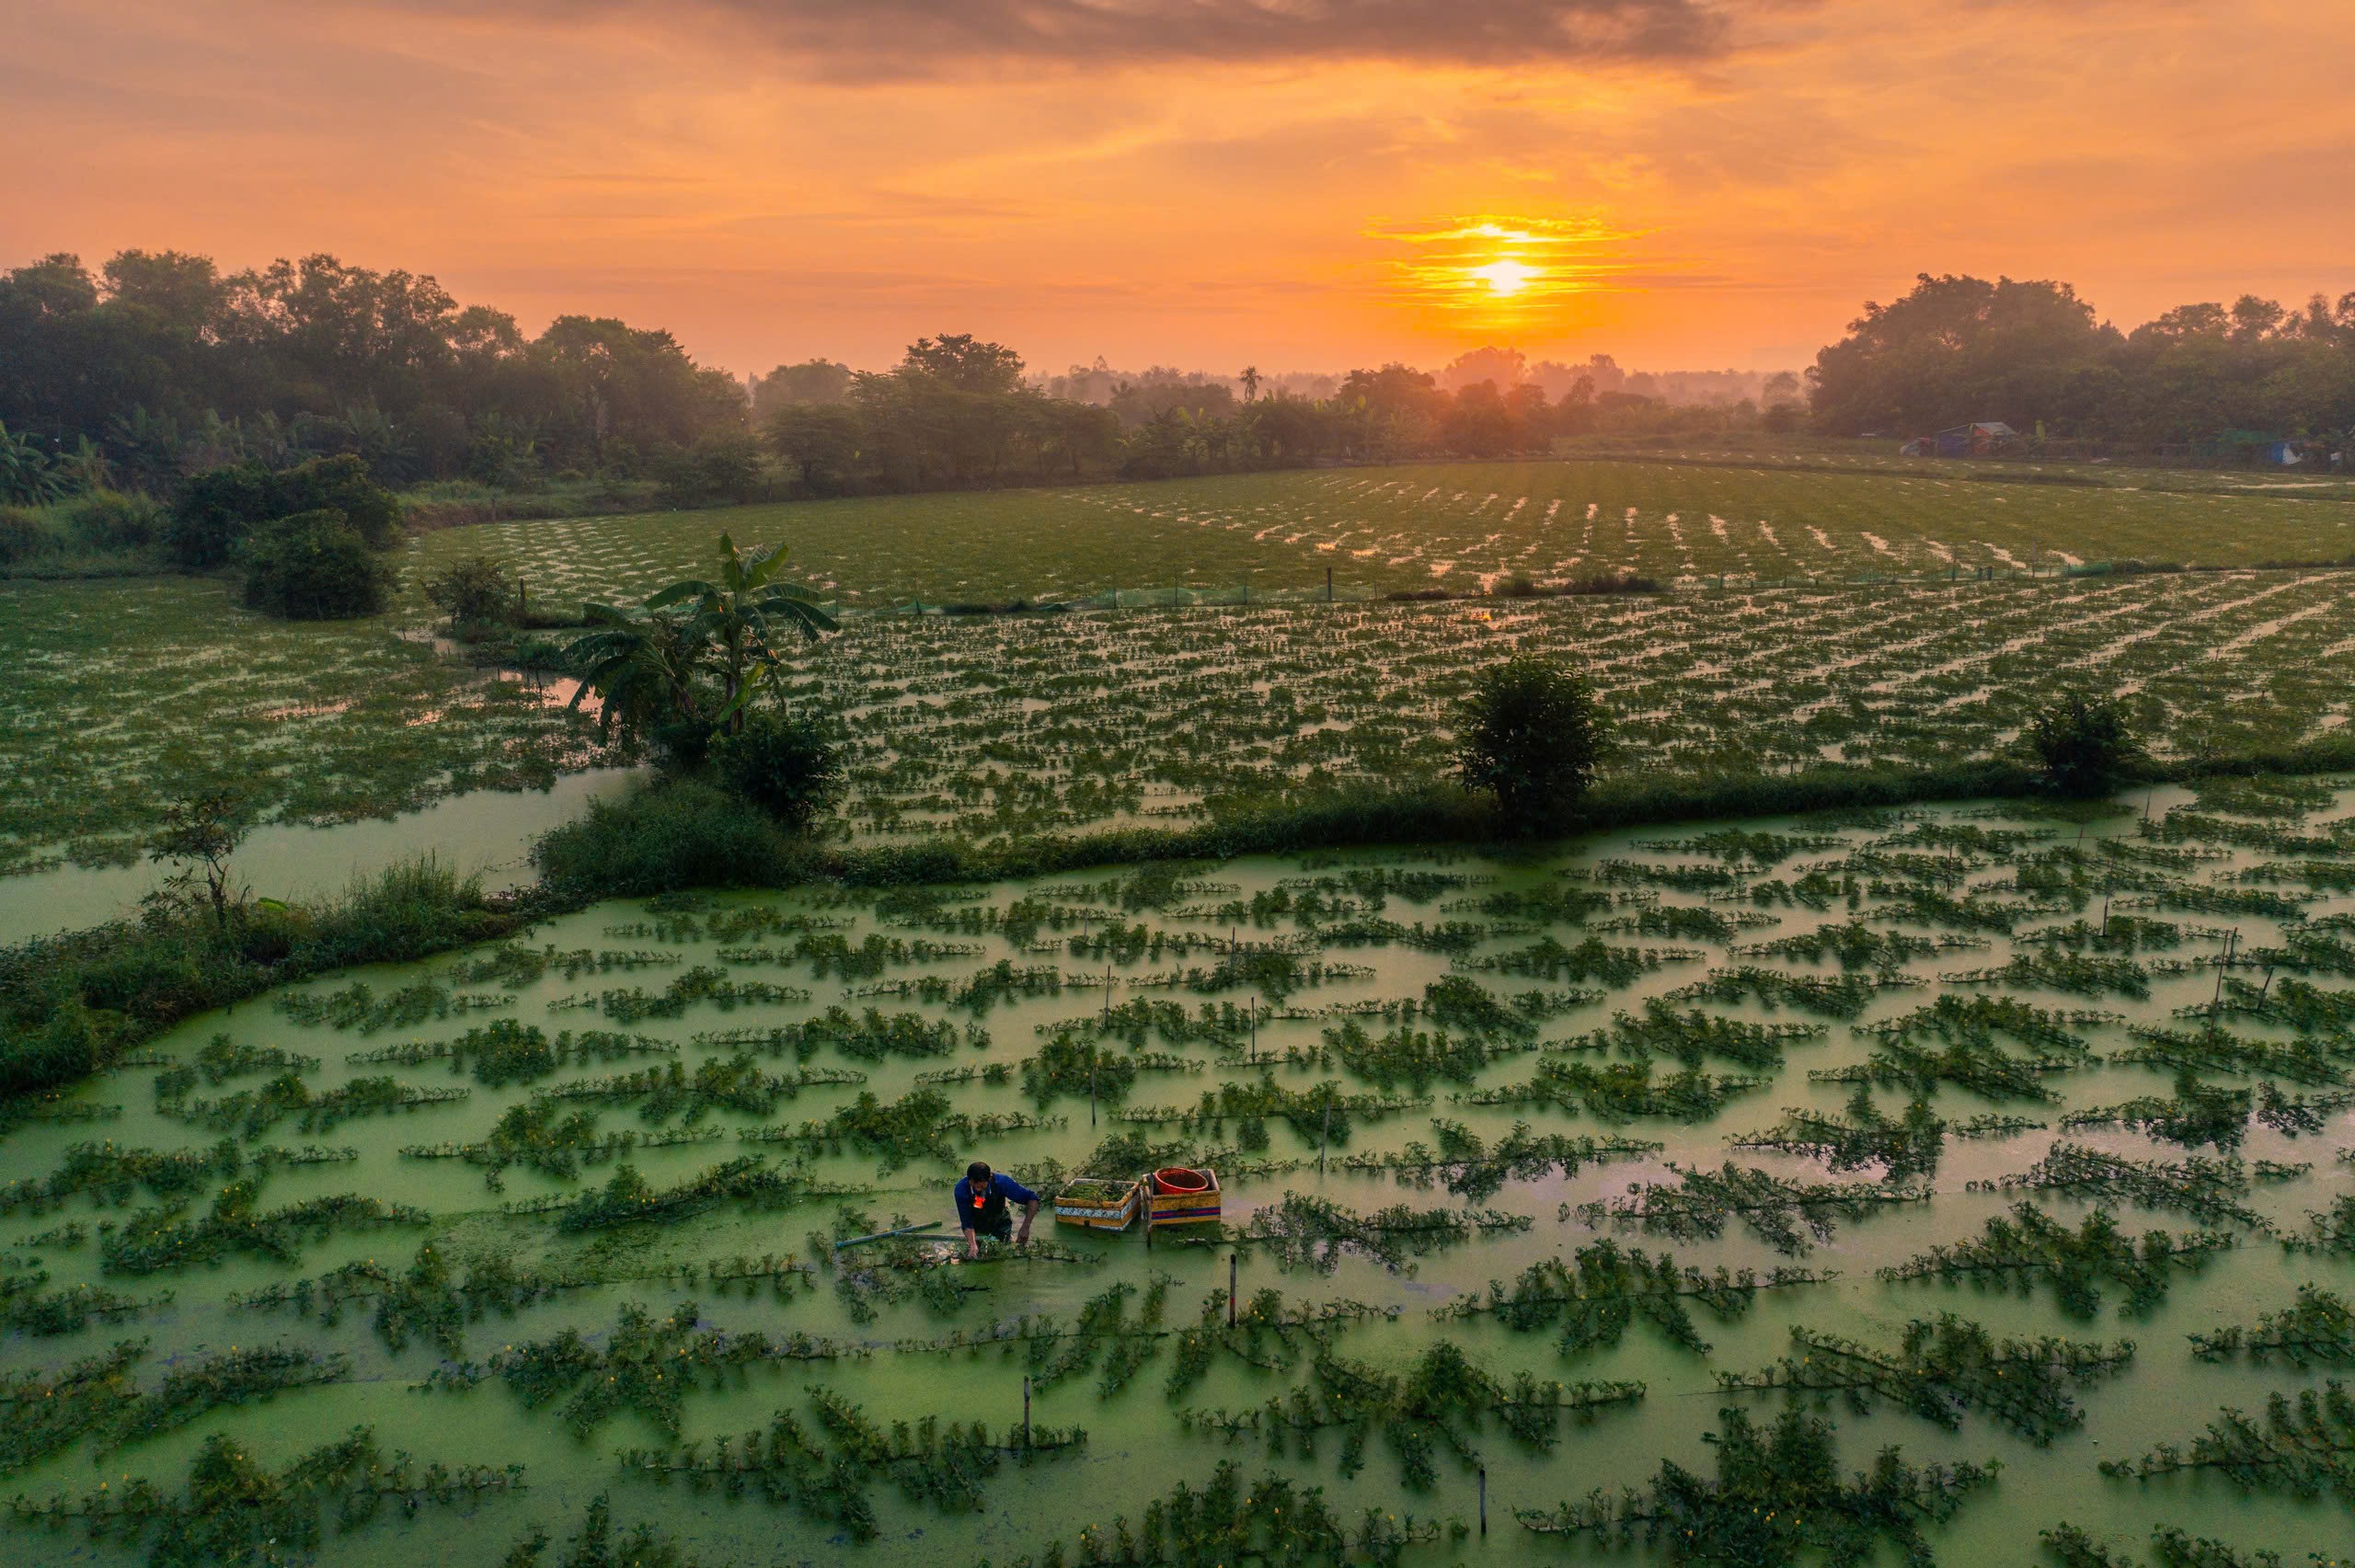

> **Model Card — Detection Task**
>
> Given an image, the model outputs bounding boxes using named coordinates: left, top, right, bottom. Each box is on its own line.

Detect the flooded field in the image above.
left=4, top=782, right=2353, bottom=1562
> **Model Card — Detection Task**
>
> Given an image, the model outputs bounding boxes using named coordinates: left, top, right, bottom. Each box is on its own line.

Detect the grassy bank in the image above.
left=0, top=860, right=539, bottom=1101
left=15, top=735, right=2354, bottom=1112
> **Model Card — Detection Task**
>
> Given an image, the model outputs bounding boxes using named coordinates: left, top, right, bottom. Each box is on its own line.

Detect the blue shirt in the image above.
left=954, top=1173, right=1038, bottom=1229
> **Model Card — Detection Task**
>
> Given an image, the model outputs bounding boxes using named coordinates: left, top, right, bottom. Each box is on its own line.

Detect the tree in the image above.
left=148, top=784, right=256, bottom=931
left=752, top=360, right=853, bottom=416
left=643, top=534, right=837, bottom=731
left=239, top=509, right=397, bottom=619
left=422, top=554, right=520, bottom=629
left=568, top=533, right=837, bottom=744
left=901, top=334, right=1025, bottom=395
left=764, top=403, right=866, bottom=490
left=561, top=605, right=706, bottom=744
left=1453, top=657, right=1606, bottom=828
left=714, top=712, right=844, bottom=830
left=2019, top=693, right=2145, bottom=798
left=1239, top=365, right=1261, bottom=402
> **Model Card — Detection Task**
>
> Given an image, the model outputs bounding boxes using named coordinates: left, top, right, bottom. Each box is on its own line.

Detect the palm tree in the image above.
left=1239, top=365, right=1261, bottom=402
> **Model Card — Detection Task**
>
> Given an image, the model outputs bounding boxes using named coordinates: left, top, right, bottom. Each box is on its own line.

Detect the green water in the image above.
left=0, top=767, right=643, bottom=944
left=4, top=787, right=2351, bottom=1565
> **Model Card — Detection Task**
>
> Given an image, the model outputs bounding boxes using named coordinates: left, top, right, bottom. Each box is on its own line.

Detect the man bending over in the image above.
left=955, top=1160, right=1039, bottom=1258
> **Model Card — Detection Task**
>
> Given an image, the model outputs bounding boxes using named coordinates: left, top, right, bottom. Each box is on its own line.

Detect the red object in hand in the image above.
left=1154, top=1167, right=1210, bottom=1195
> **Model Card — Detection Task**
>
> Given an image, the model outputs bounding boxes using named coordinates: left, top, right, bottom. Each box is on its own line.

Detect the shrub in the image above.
left=532, top=778, right=817, bottom=898
left=165, top=461, right=275, bottom=567
left=422, top=553, right=520, bottom=628
left=714, top=714, right=846, bottom=830
left=0, top=507, right=58, bottom=564
left=1453, top=656, right=1606, bottom=829
left=65, top=489, right=163, bottom=551
left=2019, top=694, right=2146, bottom=798
left=167, top=454, right=399, bottom=568
left=240, top=509, right=397, bottom=620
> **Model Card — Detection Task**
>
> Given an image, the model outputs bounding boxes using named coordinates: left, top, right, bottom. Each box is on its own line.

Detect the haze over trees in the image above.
left=1808, top=272, right=2355, bottom=441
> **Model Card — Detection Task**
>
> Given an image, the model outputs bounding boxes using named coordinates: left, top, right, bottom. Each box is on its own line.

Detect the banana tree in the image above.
left=561, top=602, right=706, bottom=741
left=641, top=532, right=837, bottom=733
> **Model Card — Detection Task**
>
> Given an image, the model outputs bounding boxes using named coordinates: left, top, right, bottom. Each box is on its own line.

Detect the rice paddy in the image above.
left=403, top=458, right=2355, bottom=610
left=6, top=457, right=2355, bottom=888
left=5, top=784, right=2355, bottom=1562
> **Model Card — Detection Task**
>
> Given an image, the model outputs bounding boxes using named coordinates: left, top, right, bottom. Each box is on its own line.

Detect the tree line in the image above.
left=0, top=248, right=1763, bottom=512
left=1807, top=273, right=2355, bottom=450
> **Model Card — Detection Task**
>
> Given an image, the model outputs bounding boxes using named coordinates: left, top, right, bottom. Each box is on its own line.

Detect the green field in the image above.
left=406, top=458, right=2355, bottom=610
left=0, top=577, right=626, bottom=876
left=4, top=784, right=2351, bottom=1563
left=5, top=457, right=2355, bottom=877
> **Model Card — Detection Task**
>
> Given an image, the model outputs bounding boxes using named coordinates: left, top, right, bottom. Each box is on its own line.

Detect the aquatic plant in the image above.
left=1516, top=1404, right=2000, bottom=1564
left=1178, top=1341, right=1642, bottom=1489
left=618, top=1388, right=1082, bottom=1543
left=2099, top=1380, right=2355, bottom=1502
left=165, top=1071, right=471, bottom=1139
left=1729, top=1088, right=1945, bottom=1181
left=6, top=1425, right=524, bottom=1563
left=1668, top=966, right=1898, bottom=1020
left=273, top=979, right=513, bottom=1035
left=2114, top=1022, right=2343, bottom=1087
left=1228, top=1193, right=1531, bottom=1274
left=1573, top=1161, right=1931, bottom=1256
left=1717, top=1313, right=2133, bottom=1444
left=101, top=1182, right=431, bottom=1274
left=500, top=1494, right=698, bottom=1568
left=2039, top=1521, right=2324, bottom=1568
left=1366, top=1118, right=1658, bottom=1202
left=1162, top=1289, right=1398, bottom=1397
left=1466, top=1058, right=1772, bottom=1122
left=1878, top=1202, right=2233, bottom=1318
left=2189, top=1286, right=2355, bottom=1369
left=1442, top=1239, right=1831, bottom=1355
left=2062, top=1074, right=2255, bottom=1150
left=1568, top=998, right=1829, bottom=1070
left=1982, top=1142, right=2267, bottom=1230
left=552, top=1156, right=865, bottom=1232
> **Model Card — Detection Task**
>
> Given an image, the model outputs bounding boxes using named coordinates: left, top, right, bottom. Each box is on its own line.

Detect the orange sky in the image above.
left=9, top=0, right=2354, bottom=381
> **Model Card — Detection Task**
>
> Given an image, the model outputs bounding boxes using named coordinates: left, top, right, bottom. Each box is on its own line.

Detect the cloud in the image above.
left=416, top=0, right=1743, bottom=77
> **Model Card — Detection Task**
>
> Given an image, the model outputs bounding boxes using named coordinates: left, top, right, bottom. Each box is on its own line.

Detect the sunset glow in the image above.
left=1467, top=259, right=1539, bottom=297
left=5, top=0, right=2351, bottom=374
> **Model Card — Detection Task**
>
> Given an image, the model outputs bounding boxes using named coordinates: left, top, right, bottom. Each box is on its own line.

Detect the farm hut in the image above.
left=1932, top=421, right=2021, bottom=457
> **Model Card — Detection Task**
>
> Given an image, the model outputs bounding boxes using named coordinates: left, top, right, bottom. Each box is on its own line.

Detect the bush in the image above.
left=65, top=489, right=163, bottom=551
left=1453, top=656, right=1607, bottom=829
left=2019, top=694, right=2146, bottom=798
left=168, top=454, right=399, bottom=568
left=714, top=714, right=846, bottom=830
left=240, top=509, right=397, bottom=620
left=0, top=507, right=58, bottom=564
left=422, top=553, right=520, bottom=628
left=532, top=778, right=815, bottom=898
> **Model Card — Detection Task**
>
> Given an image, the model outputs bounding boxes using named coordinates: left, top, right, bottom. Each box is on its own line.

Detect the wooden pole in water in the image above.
left=1479, top=1467, right=1488, bottom=1536
left=1326, top=566, right=1333, bottom=602
left=1023, top=1375, right=1032, bottom=1448
left=1320, top=1096, right=1331, bottom=1174
left=1229, top=1253, right=1238, bottom=1325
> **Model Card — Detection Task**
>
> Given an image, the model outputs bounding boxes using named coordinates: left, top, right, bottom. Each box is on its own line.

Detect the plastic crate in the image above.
left=1142, top=1167, right=1221, bottom=1227
left=1053, top=1176, right=1142, bottom=1231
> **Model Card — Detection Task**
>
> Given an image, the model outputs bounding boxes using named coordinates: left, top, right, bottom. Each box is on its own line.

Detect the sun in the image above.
left=1466, top=258, right=1537, bottom=297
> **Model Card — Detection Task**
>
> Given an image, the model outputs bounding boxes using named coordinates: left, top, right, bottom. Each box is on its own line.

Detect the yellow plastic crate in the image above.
left=1053, top=1176, right=1142, bottom=1231
left=1142, top=1168, right=1221, bottom=1227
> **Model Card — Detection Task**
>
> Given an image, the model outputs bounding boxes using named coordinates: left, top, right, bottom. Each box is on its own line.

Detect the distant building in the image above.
left=1901, top=421, right=2020, bottom=457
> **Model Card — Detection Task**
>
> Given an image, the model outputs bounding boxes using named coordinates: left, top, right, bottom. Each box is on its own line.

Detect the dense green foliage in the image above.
left=1452, top=655, right=1606, bottom=828
left=238, top=509, right=397, bottom=619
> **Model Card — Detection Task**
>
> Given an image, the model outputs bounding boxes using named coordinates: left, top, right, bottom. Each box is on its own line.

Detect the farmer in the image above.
left=955, top=1160, right=1039, bottom=1258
